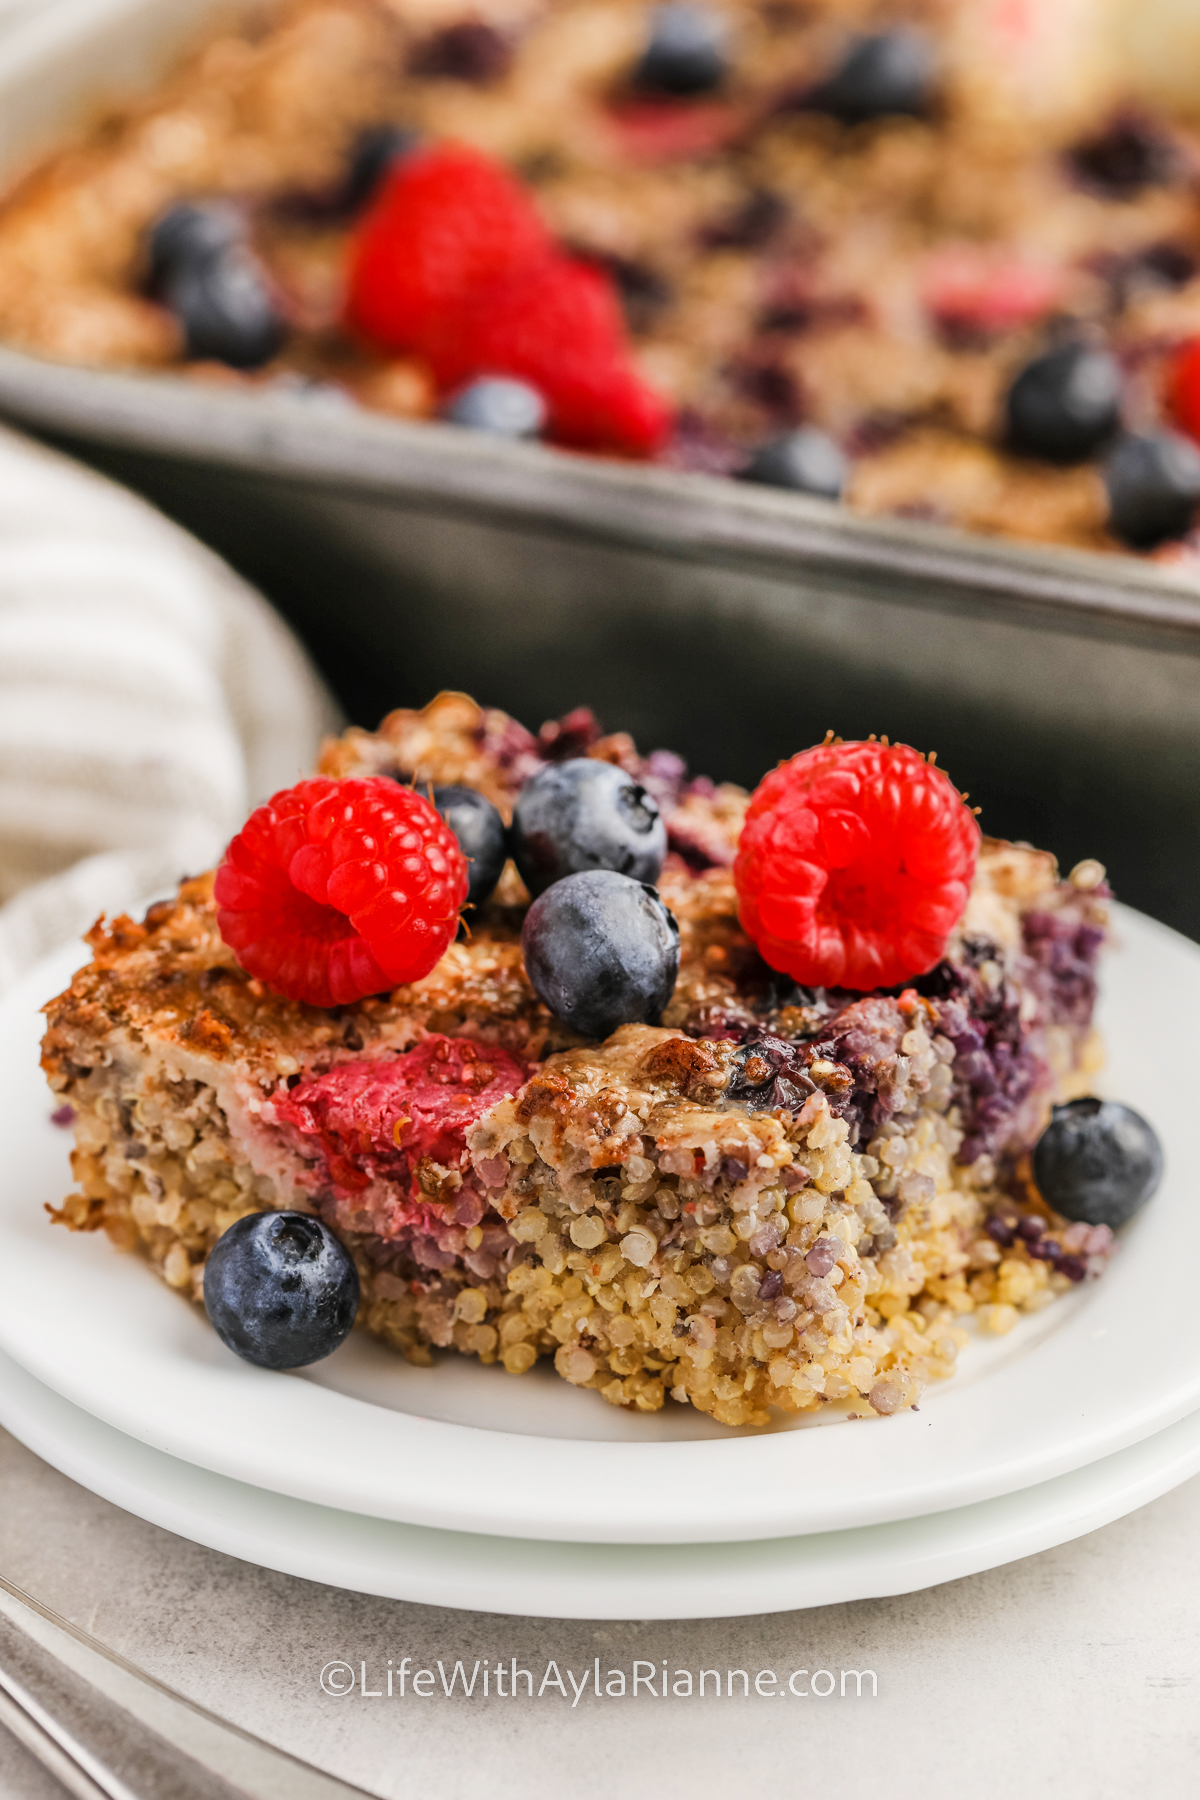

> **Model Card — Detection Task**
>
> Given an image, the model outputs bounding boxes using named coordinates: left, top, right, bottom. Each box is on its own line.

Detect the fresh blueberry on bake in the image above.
left=443, top=376, right=547, bottom=438
left=632, top=4, right=729, bottom=97
left=739, top=427, right=848, bottom=499
left=203, top=1211, right=359, bottom=1369
left=1103, top=429, right=1200, bottom=548
left=1005, top=342, right=1122, bottom=464
left=146, top=201, right=243, bottom=292
left=432, top=785, right=509, bottom=907
left=341, top=124, right=420, bottom=211
left=511, top=758, right=667, bottom=896
left=803, top=30, right=935, bottom=124
left=1032, top=1097, right=1162, bottom=1230
left=521, top=869, right=680, bottom=1038
left=163, top=245, right=287, bottom=369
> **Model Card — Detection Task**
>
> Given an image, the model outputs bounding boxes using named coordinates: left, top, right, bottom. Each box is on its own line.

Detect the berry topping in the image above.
left=802, top=30, right=934, bottom=125
left=922, top=251, right=1064, bottom=337
left=340, top=124, right=420, bottom=213
left=632, top=5, right=729, bottom=98
left=214, top=777, right=468, bottom=1008
left=344, top=144, right=668, bottom=455
left=734, top=739, right=980, bottom=990
left=344, top=142, right=550, bottom=357
left=1032, top=1097, right=1163, bottom=1230
left=521, top=869, right=680, bottom=1039
left=1004, top=343, right=1122, bottom=465
left=1104, top=430, right=1200, bottom=549
left=1067, top=113, right=1179, bottom=200
left=427, top=254, right=671, bottom=455
left=147, top=201, right=242, bottom=288
left=1165, top=336, right=1200, bottom=447
left=410, top=20, right=513, bottom=85
left=165, top=250, right=287, bottom=369
left=739, top=427, right=847, bottom=499
left=431, top=784, right=509, bottom=907
left=274, top=1035, right=528, bottom=1205
left=443, top=375, right=546, bottom=438
left=147, top=201, right=285, bottom=370
left=512, top=758, right=667, bottom=896
left=203, top=1211, right=359, bottom=1369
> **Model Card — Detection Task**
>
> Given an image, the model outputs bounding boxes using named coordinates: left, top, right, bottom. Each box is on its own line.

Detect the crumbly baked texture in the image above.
left=3, top=0, right=1200, bottom=556
left=42, top=692, right=1111, bottom=1427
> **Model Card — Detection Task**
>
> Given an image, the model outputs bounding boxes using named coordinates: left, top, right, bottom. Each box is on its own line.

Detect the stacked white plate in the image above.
left=3, top=912, right=1200, bottom=1621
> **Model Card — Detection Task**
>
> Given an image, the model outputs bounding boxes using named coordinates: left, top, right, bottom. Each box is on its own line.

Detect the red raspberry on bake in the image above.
left=214, top=778, right=468, bottom=1008
left=343, top=142, right=550, bottom=353
left=429, top=254, right=671, bottom=455
left=734, top=739, right=980, bottom=991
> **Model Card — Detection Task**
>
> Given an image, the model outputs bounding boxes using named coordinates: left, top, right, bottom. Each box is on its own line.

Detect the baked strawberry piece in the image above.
left=43, top=694, right=1126, bottom=1425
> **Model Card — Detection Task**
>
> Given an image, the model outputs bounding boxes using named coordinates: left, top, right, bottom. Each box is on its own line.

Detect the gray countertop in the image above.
left=1, top=1425, right=1197, bottom=1800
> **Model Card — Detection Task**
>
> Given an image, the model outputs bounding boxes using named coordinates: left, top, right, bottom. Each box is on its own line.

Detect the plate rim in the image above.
left=4, top=904, right=1199, bottom=1546
left=3, top=1345, right=1199, bottom=1620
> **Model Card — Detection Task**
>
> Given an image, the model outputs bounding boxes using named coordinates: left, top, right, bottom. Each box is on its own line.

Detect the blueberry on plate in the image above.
left=511, top=758, right=667, bottom=897
left=432, top=785, right=509, bottom=907
left=632, top=4, right=729, bottom=97
left=1032, top=1097, right=1163, bottom=1230
left=1005, top=342, right=1122, bottom=464
left=443, top=376, right=547, bottom=438
left=1104, top=429, right=1200, bottom=549
left=203, top=1210, right=359, bottom=1369
left=146, top=201, right=243, bottom=293
left=165, top=247, right=286, bottom=369
left=804, top=31, right=935, bottom=124
left=739, top=427, right=847, bottom=499
left=521, top=869, right=680, bottom=1038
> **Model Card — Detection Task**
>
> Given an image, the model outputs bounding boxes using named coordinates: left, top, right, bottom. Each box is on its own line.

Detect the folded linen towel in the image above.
left=0, top=424, right=339, bottom=992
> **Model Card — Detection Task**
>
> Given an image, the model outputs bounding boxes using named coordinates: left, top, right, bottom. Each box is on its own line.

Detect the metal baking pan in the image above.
left=2, top=0, right=1200, bottom=936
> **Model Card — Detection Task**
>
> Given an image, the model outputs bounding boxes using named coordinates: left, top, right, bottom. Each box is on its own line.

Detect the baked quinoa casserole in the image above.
left=7, top=0, right=1200, bottom=554
left=41, top=693, right=1123, bottom=1429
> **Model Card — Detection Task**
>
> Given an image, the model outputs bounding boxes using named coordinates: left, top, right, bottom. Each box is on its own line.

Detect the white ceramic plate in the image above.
left=3, top=1345, right=1199, bottom=1620
left=2, top=910, right=1197, bottom=1546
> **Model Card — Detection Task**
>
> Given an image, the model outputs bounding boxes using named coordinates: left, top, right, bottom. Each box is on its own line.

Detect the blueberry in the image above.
left=521, top=870, right=680, bottom=1038
left=164, top=244, right=286, bottom=369
left=443, top=376, right=546, bottom=438
left=146, top=201, right=243, bottom=293
left=1032, top=1097, right=1162, bottom=1230
left=203, top=1210, right=359, bottom=1369
left=512, top=758, right=667, bottom=897
left=432, top=784, right=509, bottom=907
left=341, top=124, right=420, bottom=211
left=632, top=4, right=729, bottom=97
left=1005, top=343, right=1122, bottom=464
left=1104, top=429, right=1200, bottom=549
left=804, top=31, right=935, bottom=124
left=739, top=427, right=847, bottom=499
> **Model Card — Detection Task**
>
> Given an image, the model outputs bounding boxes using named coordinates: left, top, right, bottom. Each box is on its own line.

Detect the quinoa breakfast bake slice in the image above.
left=42, top=693, right=1143, bottom=1428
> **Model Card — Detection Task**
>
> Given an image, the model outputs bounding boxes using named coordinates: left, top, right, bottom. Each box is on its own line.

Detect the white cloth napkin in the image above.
left=0, top=424, right=339, bottom=992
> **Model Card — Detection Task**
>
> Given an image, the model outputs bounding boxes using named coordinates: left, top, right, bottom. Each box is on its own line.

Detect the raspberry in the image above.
left=428, top=254, right=671, bottom=454
left=342, top=142, right=550, bottom=354
left=273, top=1035, right=528, bottom=1207
left=214, top=778, right=468, bottom=1008
left=1167, top=336, right=1200, bottom=444
left=733, top=740, right=980, bottom=990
